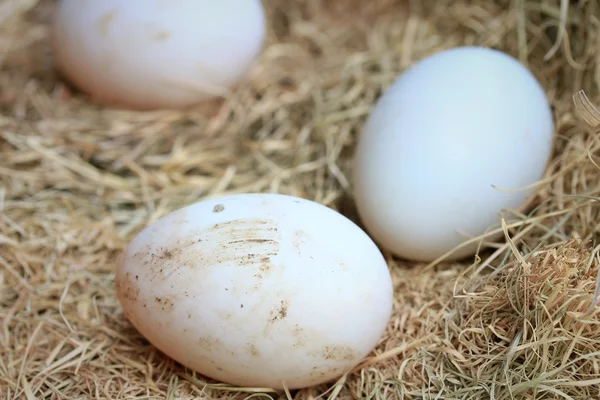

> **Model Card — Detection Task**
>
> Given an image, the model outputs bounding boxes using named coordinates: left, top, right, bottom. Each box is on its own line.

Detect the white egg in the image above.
left=115, top=193, right=393, bottom=390
left=353, top=46, right=554, bottom=262
left=52, top=0, right=266, bottom=110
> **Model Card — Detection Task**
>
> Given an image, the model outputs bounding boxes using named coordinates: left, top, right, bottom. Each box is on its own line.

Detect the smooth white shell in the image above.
left=353, top=46, right=554, bottom=262
left=115, top=193, right=393, bottom=390
left=52, top=0, right=266, bottom=110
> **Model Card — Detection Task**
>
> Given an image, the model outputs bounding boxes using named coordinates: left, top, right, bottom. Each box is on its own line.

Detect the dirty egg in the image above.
left=115, top=193, right=394, bottom=390
left=51, top=0, right=266, bottom=110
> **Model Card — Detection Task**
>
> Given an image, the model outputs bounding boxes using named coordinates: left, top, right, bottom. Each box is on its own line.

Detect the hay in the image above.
left=1, top=0, right=600, bottom=398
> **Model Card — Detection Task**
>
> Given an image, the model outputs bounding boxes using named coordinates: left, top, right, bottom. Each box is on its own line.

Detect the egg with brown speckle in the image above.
left=115, top=193, right=393, bottom=390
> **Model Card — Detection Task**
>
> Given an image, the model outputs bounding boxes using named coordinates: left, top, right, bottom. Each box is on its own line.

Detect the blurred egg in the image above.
left=52, top=0, right=266, bottom=110
left=115, top=193, right=393, bottom=390
left=353, top=46, right=554, bottom=262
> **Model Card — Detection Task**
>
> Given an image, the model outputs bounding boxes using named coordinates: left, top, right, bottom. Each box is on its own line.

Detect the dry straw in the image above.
left=1, top=0, right=600, bottom=399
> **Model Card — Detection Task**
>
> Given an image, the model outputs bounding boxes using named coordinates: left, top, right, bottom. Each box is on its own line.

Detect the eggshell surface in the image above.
left=115, top=193, right=393, bottom=390
left=52, top=0, right=266, bottom=110
left=353, top=46, right=554, bottom=262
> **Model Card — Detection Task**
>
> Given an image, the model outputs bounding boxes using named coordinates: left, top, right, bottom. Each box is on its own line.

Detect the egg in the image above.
left=352, top=46, right=554, bottom=262
left=115, top=193, right=393, bottom=390
left=51, top=0, right=266, bottom=110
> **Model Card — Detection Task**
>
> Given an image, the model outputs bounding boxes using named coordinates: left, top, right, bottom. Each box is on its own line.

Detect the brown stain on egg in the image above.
left=309, top=365, right=344, bottom=379
left=321, top=345, right=356, bottom=361
left=133, top=245, right=187, bottom=283
left=115, top=271, right=140, bottom=303
left=292, top=229, right=310, bottom=254
left=154, top=296, right=174, bottom=313
left=159, top=249, right=173, bottom=260
left=198, top=336, right=223, bottom=353
left=259, top=261, right=271, bottom=273
left=292, top=324, right=307, bottom=348
left=196, top=219, right=282, bottom=269
left=213, top=204, right=225, bottom=213
left=128, top=219, right=281, bottom=305
left=97, top=10, right=117, bottom=37
left=246, top=343, right=260, bottom=357
left=268, top=299, right=289, bottom=324
left=151, top=31, right=170, bottom=41
left=134, top=218, right=281, bottom=279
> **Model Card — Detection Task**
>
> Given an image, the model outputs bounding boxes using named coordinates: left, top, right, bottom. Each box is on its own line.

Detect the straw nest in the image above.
left=2, top=0, right=600, bottom=399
